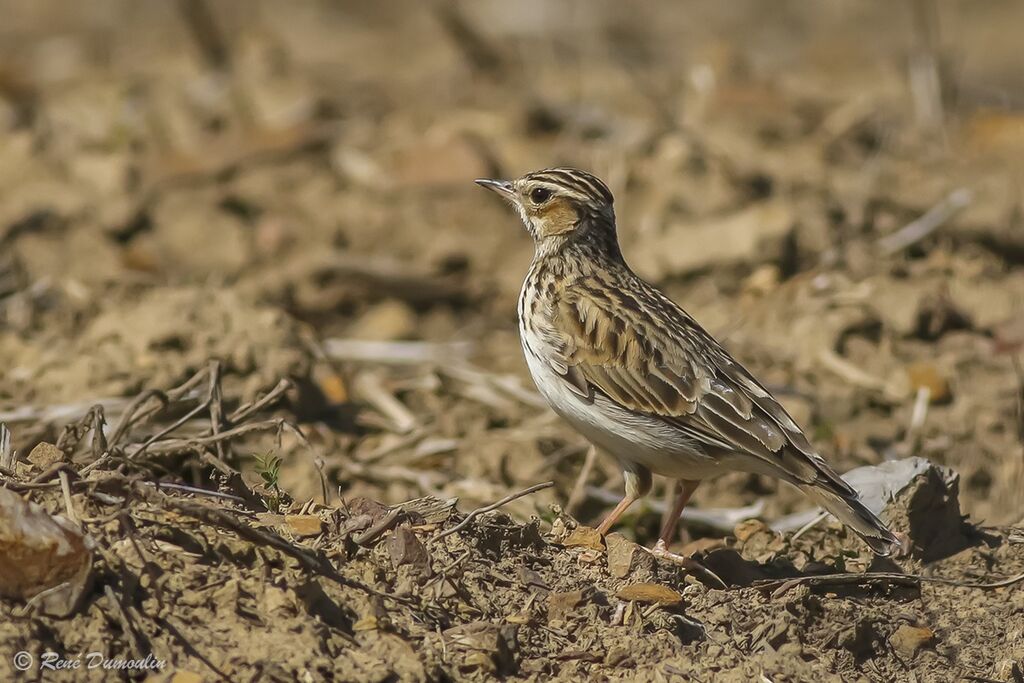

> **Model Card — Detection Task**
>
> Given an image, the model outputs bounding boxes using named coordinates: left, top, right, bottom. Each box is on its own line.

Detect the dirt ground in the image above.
left=1, top=1, right=1024, bottom=681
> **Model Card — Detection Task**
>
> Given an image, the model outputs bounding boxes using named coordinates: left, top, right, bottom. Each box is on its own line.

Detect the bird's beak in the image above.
left=474, top=178, right=515, bottom=199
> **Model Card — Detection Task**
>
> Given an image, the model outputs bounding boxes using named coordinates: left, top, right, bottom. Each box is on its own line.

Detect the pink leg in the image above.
left=648, top=479, right=724, bottom=587
left=595, top=467, right=651, bottom=536
left=596, top=494, right=638, bottom=536
left=657, top=479, right=701, bottom=546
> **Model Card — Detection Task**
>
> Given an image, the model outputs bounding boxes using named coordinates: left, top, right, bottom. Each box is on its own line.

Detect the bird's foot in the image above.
left=645, top=539, right=726, bottom=589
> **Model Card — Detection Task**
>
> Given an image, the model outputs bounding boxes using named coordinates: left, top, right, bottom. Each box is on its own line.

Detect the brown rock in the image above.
left=26, top=442, right=64, bottom=470
left=0, top=488, right=92, bottom=616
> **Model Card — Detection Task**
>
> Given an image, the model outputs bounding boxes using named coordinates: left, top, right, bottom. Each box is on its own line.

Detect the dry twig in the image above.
left=877, top=188, right=972, bottom=255
left=758, top=569, right=1024, bottom=599
left=432, top=481, right=554, bottom=543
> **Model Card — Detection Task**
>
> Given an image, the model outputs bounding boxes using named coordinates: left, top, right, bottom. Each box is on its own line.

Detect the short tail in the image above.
left=799, top=483, right=900, bottom=556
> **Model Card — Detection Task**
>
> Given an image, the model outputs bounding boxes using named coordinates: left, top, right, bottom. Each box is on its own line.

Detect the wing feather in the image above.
left=545, top=278, right=840, bottom=488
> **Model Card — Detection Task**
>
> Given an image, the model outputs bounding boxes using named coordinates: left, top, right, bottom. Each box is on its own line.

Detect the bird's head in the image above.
left=476, top=167, right=619, bottom=257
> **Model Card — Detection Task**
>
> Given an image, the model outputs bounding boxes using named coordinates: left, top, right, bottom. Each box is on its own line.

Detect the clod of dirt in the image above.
left=25, top=441, right=64, bottom=470
left=884, top=461, right=973, bottom=562
left=438, top=621, right=519, bottom=676
left=387, top=526, right=431, bottom=576
left=0, top=488, right=92, bottom=617
left=4, top=286, right=312, bottom=405
left=605, top=533, right=637, bottom=578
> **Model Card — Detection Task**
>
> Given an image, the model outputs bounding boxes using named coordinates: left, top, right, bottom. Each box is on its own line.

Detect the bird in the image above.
left=476, top=167, right=899, bottom=563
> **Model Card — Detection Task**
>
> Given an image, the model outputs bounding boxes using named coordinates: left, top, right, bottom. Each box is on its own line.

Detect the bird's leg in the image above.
left=595, top=466, right=651, bottom=536
left=595, top=495, right=637, bottom=536
left=646, top=479, right=725, bottom=587
left=655, top=478, right=701, bottom=550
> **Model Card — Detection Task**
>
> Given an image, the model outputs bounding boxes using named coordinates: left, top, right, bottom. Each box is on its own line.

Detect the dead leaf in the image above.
left=616, top=583, right=683, bottom=605
left=905, top=363, right=951, bottom=403
left=734, top=519, right=772, bottom=543
left=889, top=624, right=935, bottom=658
left=547, top=590, right=584, bottom=621
left=285, top=514, right=323, bottom=537
left=678, top=537, right=726, bottom=556
left=561, top=526, right=604, bottom=551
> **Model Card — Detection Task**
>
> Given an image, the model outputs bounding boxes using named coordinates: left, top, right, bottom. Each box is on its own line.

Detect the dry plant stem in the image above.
left=130, top=401, right=214, bottom=460
left=432, top=481, right=555, bottom=543
left=143, top=481, right=246, bottom=503
left=227, top=378, right=292, bottom=424
left=133, top=419, right=297, bottom=457
left=759, top=570, right=1024, bottom=598
left=59, top=470, right=78, bottom=523
left=441, top=363, right=547, bottom=409
left=352, top=508, right=402, bottom=546
left=323, top=338, right=474, bottom=365
left=0, top=423, right=13, bottom=471
left=135, top=482, right=415, bottom=606
left=0, top=398, right=130, bottom=425
left=355, top=372, right=418, bottom=434
left=103, top=584, right=146, bottom=660
left=565, top=447, right=597, bottom=516
left=108, top=389, right=170, bottom=449
left=207, top=360, right=227, bottom=462
left=877, top=188, right=972, bottom=255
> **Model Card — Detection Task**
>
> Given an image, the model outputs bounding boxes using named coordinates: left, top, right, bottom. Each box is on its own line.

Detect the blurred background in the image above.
left=1, top=0, right=1022, bottom=535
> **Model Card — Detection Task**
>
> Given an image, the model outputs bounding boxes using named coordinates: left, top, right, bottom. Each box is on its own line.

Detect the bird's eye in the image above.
left=530, top=187, right=552, bottom=204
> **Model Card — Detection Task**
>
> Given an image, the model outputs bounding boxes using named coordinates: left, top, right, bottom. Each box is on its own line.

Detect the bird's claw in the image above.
left=646, top=540, right=727, bottom=589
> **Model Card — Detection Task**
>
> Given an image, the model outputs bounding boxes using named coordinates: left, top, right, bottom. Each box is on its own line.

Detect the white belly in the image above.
left=521, top=337, right=723, bottom=480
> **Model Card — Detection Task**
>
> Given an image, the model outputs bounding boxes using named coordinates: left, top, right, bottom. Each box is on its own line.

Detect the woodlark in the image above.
left=477, top=167, right=899, bottom=561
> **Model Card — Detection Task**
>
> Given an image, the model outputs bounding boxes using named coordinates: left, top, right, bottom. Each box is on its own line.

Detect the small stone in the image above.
left=27, top=442, right=64, bottom=470
left=561, top=526, right=604, bottom=551
left=616, top=583, right=683, bottom=606
left=606, top=533, right=636, bottom=578
left=0, top=488, right=92, bottom=616
left=387, top=526, right=431, bottom=576
left=889, top=624, right=935, bottom=658
left=349, top=300, right=417, bottom=341
left=742, top=264, right=781, bottom=296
